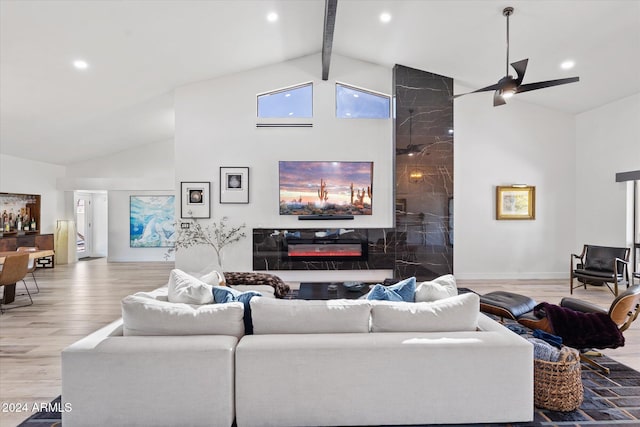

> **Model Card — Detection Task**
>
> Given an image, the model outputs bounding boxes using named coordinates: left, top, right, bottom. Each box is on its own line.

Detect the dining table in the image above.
left=0, top=250, right=55, bottom=304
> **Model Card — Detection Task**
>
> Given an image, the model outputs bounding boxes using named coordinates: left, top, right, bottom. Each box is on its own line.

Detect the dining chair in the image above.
left=17, top=246, right=40, bottom=294
left=0, top=253, right=32, bottom=314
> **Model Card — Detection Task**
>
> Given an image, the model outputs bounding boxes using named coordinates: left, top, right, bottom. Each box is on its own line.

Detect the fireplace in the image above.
left=252, top=228, right=394, bottom=271
left=284, top=239, right=367, bottom=262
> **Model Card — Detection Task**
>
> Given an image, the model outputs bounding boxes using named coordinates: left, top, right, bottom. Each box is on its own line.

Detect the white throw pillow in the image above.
left=200, top=269, right=226, bottom=286
left=122, top=293, right=245, bottom=337
left=250, top=297, right=372, bottom=334
left=370, top=292, right=479, bottom=333
left=167, top=269, right=214, bottom=304
left=414, top=274, right=458, bottom=302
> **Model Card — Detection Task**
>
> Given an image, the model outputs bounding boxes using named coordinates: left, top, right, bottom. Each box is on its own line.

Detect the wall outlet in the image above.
left=180, top=222, right=190, bottom=229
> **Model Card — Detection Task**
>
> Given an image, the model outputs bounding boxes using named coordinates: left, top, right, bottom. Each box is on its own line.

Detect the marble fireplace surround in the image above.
left=252, top=227, right=450, bottom=281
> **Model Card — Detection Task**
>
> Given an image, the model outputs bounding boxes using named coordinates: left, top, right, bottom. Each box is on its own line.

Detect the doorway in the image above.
left=74, top=191, right=108, bottom=259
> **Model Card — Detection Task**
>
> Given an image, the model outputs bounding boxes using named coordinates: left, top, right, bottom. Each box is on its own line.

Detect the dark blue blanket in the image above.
left=534, top=302, right=624, bottom=349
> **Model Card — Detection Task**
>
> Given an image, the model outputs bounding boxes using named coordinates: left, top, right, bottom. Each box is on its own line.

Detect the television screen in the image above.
left=279, top=161, right=373, bottom=215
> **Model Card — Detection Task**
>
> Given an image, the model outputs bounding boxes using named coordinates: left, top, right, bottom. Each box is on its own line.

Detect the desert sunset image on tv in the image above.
left=279, top=161, right=373, bottom=215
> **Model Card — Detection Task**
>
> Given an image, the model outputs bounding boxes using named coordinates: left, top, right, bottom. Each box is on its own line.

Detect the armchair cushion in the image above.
left=583, top=246, right=628, bottom=272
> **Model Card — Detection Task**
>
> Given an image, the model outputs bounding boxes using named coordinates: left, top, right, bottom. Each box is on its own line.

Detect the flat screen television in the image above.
left=279, top=161, right=373, bottom=216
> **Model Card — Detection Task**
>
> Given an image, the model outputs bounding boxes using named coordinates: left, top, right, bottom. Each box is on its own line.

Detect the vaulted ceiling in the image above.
left=1, top=0, right=639, bottom=166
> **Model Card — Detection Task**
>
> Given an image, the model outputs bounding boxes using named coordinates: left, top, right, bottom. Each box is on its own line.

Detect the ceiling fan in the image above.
left=453, top=6, right=579, bottom=106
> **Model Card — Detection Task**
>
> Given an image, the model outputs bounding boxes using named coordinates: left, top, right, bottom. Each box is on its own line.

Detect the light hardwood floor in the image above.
left=0, top=259, right=638, bottom=426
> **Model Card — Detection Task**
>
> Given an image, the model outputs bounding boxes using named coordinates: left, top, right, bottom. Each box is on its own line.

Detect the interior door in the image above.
left=75, top=193, right=92, bottom=258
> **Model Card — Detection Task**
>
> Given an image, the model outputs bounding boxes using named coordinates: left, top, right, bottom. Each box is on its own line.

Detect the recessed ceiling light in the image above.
left=560, top=60, right=575, bottom=70
left=353, top=94, right=359, bottom=98
left=284, top=93, right=291, bottom=97
left=288, top=112, right=294, bottom=116
left=379, top=12, right=391, bottom=23
left=73, top=60, right=89, bottom=70
left=448, top=129, right=454, bottom=134
left=267, top=12, right=278, bottom=22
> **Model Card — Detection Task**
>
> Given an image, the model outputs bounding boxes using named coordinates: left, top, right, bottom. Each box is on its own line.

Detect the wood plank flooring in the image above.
left=0, top=259, right=638, bottom=426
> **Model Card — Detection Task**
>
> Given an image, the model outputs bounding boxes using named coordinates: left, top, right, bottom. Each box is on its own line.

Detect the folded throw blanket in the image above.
left=534, top=302, right=625, bottom=349
left=533, top=329, right=563, bottom=349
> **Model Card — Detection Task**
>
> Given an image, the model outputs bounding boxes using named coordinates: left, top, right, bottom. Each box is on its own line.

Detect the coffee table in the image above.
left=297, top=282, right=372, bottom=300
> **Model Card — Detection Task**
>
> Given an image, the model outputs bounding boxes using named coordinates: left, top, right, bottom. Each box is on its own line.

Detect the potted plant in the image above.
left=166, top=215, right=246, bottom=271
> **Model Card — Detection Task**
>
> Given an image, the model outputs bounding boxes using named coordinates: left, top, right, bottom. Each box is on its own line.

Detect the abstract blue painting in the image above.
left=130, top=195, right=176, bottom=248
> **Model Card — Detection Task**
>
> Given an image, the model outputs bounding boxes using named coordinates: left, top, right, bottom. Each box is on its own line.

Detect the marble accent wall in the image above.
left=253, top=228, right=395, bottom=271
left=393, top=65, right=454, bottom=280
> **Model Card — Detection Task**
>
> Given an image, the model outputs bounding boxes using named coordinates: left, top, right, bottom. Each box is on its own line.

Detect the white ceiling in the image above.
left=1, top=0, right=639, bottom=166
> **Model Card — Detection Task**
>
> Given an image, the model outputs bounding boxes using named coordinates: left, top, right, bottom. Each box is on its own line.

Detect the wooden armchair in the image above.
left=0, top=253, right=32, bottom=314
left=570, top=245, right=630, bottom=296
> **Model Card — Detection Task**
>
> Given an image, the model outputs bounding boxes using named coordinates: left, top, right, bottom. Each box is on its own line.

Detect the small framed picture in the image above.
left=181, top=182, right=211, bottom=218
left=496, top=185, right=535, bottom=220
left=220, top=167, right=249, bottom=204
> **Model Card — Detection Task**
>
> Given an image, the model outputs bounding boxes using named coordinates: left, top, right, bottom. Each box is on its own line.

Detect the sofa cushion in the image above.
left=167, top=269, right=214, bottom=304
left=366, top=277, right=416, bottom=302
left=122, top=293, right=245, bottom=337
left=250, top=297, right=371, bottom=334
left=212, top=286, right=262, bottom=335
left=230, top=284, right=276, bottom=298
left=370, top=292, right=480, bottom=333
left=415, top=274, right=458, bottom=302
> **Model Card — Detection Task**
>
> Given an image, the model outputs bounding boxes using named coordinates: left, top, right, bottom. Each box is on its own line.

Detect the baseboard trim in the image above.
left=454, top=272, right=567, bottom=281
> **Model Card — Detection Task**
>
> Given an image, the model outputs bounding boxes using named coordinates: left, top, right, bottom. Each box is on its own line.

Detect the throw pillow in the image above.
left=167, top=269, right=214, bottom=304
left=414, top=274, right=458, bottom=302
left=367, top=276, right=416, bottom=302
left=213, top=286, right=262, bottom=334
left=200, top=269, right=226, bottom=286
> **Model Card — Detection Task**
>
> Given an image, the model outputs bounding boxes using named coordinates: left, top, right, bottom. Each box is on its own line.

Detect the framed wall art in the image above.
left=496, top=185, right=535, bottom=220
left=180, top=181, right=211, bottom=218
left=130, top=195, right=175, bottom=247
left=220, top=167, right=249, bottom=204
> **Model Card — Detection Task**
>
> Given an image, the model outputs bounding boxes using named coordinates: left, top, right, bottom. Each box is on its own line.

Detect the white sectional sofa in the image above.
left=62, top=285, right=534, bottom=427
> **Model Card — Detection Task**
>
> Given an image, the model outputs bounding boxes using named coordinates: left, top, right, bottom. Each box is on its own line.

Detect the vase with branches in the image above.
left=166, top=215, right=246, bottom=270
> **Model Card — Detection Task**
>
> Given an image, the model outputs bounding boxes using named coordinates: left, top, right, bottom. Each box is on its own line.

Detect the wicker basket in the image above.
left=533, top=347, right=584, bottom=412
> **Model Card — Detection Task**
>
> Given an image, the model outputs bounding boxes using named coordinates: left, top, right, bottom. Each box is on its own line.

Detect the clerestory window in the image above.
left=257, top=82, right=313, bottom=118
left=336, top=83, right=390, bottom=119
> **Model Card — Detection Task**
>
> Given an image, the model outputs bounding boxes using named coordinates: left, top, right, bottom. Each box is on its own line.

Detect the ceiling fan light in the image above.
left=501, top=90, right=514, bottom=99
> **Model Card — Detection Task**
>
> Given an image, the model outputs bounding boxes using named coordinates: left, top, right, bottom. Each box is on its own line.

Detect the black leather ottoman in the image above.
left=480, top=291, right=537, bottom=320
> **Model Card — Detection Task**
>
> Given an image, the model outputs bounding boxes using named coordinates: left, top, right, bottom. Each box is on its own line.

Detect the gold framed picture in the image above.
left=496, top=185, right=535, bottom=220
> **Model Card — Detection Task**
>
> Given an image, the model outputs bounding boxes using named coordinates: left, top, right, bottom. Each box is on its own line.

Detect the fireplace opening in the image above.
left=283, top=238, right=368, bottom=262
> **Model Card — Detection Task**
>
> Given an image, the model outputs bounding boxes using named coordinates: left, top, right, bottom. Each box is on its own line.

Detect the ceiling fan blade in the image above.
left=511, top=59, right=528, bottom=83
left=453, top=82, right=502, bottom=98
left=493, top=90, right=507, bottom=107
left=516, top=77, right=580, bottom=94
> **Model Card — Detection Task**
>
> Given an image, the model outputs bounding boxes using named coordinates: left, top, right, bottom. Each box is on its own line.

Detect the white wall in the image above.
left=0, top=154, right=66, bottom=234
left=92, top=192, right=108, bottom=257
left=453, top=87, right=576, bottom=279
left=575, top=93, right=640, bottom=248
left=61, top=139, right=174, bottom=191
left=175, top=53, right=393, bottom=275
left=108, top=190, right=175, bottom=262
left=60, top=139, right=175, bottom=261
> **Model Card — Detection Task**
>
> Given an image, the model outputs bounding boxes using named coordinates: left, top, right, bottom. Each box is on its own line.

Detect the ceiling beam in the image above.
left=322, top=0, right=338, bottom=81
